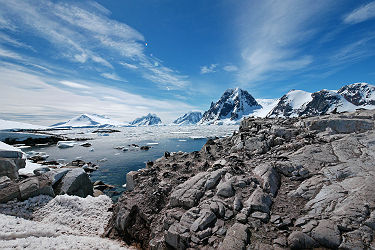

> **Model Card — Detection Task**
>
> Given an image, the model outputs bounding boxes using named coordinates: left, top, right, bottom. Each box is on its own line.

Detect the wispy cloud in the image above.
left=59, top=80, right=90, bottom=89
left=120, top=62, right=138, bottom=70
left=0, top=0, right=189, bottom=89
left=329, top=35, right=375, bottom=66
left=0, top=47, right=23, bottom=60
left=200, top=64, right=217, bottom=74
left=236, top=0, right=333, bottom=84
left=0, top=32, right=34, bottom=50
left=223, top=65, right=238, bottom=72
left=101, top=72, right=126, bottom=82
left=344, top=2, right=375, bottom=25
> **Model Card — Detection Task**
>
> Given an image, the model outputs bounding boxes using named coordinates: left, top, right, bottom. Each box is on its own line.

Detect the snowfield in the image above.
left=0, top=195, right=129, bottom=249
left=0, top=119, right=47, bottom=131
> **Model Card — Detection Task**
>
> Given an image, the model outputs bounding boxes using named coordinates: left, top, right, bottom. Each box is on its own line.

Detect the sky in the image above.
left=0, top=0, right=375, bottom=125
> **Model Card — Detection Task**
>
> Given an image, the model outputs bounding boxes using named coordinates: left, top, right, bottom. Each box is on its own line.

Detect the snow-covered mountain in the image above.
left=173, top=111, right=202, bottom=125
left=299, top=89, right=357, bottom=116
left=268, top=83, right=375, bottom=118
left=50, top=114, right=121, bottom=128
left=129, top=113, right=163, bottom=126
left=267, top=90, right=312, bottom=118
left=199, top=88, right=261, bottom=125
left=338, top=82, right=375, bottom=106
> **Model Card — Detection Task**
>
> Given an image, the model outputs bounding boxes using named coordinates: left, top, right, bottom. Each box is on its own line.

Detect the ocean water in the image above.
left=24, top=125, right=238, bottom=200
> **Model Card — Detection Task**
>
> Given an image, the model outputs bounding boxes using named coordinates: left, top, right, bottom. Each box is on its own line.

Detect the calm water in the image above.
left=24, top=125, right=238, bottom=200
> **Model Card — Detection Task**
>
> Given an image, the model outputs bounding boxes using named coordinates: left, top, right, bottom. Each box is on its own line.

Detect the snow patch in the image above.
left=0, top=195, right=129, bottom=249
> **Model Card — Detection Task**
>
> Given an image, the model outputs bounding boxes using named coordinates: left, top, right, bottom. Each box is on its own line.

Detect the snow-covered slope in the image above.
left=251, top=99, right=279, bottom=118
left=338, top=82, right=375, bottom=106
left=50, top=114, right=121, bottom=128
left=130, top=113, right=163, bottom=126
left=199, top=88, right=261, bottom=125
left=0, top=119, right=47, bottom=131
left=173, top=112, right=202, bottom=125
left=267, top=90, right=313, bottom=118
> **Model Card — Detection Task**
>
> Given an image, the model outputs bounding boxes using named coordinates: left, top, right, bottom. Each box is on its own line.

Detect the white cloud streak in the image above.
left=223, top=65, right=238, bottom=72
left=120, top=62, right=138, bottom=70
left=101, top=72, right=125, bottom=82
left=0, top=0, right=189, bottom=89
left=59, top=80, right=90, bottom=89
left=236, top=0, right=333, bottom=84
left=0, top=32, right=34, bottom=50
left=0, top=47, right=23, bottom=60
left=344, top=2, right=375, bottom=24
left=200, top=64, right=217, bottom=74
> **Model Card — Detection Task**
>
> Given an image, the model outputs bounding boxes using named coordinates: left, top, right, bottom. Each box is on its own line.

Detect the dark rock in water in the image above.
left=40, top=160, right=59, bottom=166
left=140, top=146, right=151, bottom=150
left=33, top=167, right=50, bottom=176
left=70, top=159, right=86, bottom=167
left=106, top=109, right=375, bottom=249
left=82, top=162, right=99, bottom=172
left=92, top=129, right=120, bottom=133
left=80, top=142, right=92, bottom=147
left=93, top=180, right=114, bottom=191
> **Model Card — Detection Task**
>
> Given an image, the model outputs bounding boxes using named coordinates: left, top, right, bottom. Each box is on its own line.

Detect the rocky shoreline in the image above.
left=106, top=109, right=375, bottom=249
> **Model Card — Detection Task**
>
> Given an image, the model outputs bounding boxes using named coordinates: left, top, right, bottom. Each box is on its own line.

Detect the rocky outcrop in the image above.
left=107, top=109, right=375, bottom=249
left=54, top=168, right=93, bottom=198
left=0, top=175, right=54, bottom=203
left=0, top=142, right=26, bottom=180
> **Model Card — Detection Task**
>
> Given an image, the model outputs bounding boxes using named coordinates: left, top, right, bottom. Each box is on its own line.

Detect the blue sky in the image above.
left=0, top=0, right=375, bottom=124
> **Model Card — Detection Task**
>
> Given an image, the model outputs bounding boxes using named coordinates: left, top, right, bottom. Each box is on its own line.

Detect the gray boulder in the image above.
left=33, top=167, right=50, bottom=176
left=244, top=187, right=272, bottom=214
left=253, top=164, right=280, bottom=196
left=19, top=176, right=54, bottom=200
left=288, top=231, right=318, bottom=249
left=55, top=168, right=93, bottom=197
left=45, top=168, right=70, bottom=186
left=216, top=178, right=234, bottom=197
left=311, top=220, right=341, bottom=248
left=190, top=210, right=216, bottom=232
left=0, top=142, right=26, bottom=180
left=126, top=171, right=138, bottom=191
left=219, top=223, right=250, bottom=250
left=0, top=175, right=54, bottom=203
left=0, top=158, right=20, bottom=180
left=165, top=223, right=190, bottom=249
left=170, top=172, right=208, bottom=208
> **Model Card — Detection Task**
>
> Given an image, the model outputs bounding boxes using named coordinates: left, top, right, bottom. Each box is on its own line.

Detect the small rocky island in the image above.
left=106, top=109, right=375, bottom=249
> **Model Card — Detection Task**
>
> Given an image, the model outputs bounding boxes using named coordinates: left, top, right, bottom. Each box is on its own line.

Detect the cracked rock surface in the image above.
left=106, top=109, right=375, bottom=249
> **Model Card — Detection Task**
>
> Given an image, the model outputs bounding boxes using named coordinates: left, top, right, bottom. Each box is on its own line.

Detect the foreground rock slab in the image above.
left=107, top=109, right=375, bottom=249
